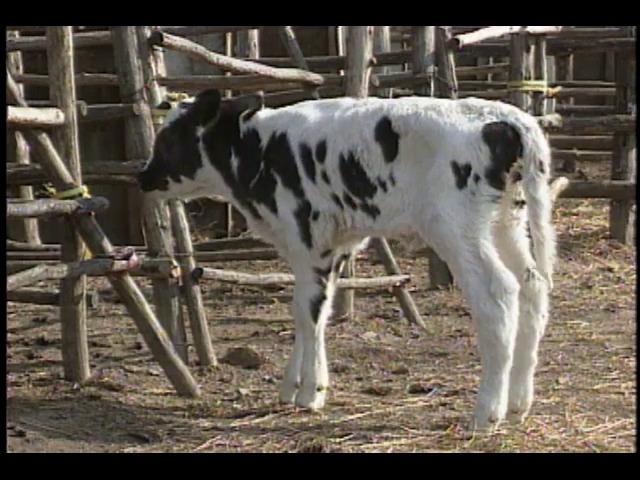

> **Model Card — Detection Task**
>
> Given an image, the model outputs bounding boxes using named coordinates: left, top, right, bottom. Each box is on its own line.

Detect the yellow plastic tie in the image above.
left=507, top=80, right=562, bottom=98
left=152, top=91, right=190, bottom=127
left=53, top=185, right=90, bottom=200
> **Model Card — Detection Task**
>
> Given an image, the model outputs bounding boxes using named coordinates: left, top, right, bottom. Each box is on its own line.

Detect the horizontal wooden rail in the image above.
left=7, top=197, right=109, bottom=218
left=449, top=26, right=562, bottom=50
left=148, top=31, right=325, bottom=87
left=7, top=106, right=65, bottom=127
left=192, top=267, right=411, bottom=289
left=561, top=180, right=636, bottom=200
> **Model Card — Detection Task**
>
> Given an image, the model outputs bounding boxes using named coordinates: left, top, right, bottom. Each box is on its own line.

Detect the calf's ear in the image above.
left=191, top=89, right=222, bottom=126
left=222, top=92, right=265, bottom=116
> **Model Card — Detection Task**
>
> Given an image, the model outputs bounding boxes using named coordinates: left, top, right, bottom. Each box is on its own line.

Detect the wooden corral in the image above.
left=6, top=26, right=636, bottom=397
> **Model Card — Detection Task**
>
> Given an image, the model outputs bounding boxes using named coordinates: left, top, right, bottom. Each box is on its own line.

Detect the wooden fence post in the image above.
left=7, top=30, right=42, bottom=245
left=610, top=26, right=637, bottom=244
left=373, top=26, right=392, bottom=98
left=111, top=26, right=188, bottom=362
left=416, top=26, right=454, bottom=289
left=46, top=26, right=90, bottom=383
left=334, top=26, right=374, bottom=320
left=138, top=26, right=217, bottom=367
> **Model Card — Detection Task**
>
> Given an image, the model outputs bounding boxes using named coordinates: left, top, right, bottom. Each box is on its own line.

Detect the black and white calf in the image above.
left=138, top=89, right=557, bottom=431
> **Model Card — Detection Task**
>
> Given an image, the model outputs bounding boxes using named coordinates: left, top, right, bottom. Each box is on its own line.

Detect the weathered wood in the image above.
left=194, top=236, right=269, bottom=252
left=442, top=38, right=636, bottom=58
left=411, top=26, right=436, bottom=97
left=236, top=28, right=260, bottom=59
left=7, top=288, right=100, bottom=307
left=368, top=238, right=426, bottom=329
left=561, top=180, right=636, bottom=200
left=532, top=36, right=549, bottom=116
left=7, top=239, right=60, bottom=251
left=7, top=30, right=42, bottom=246
left=509, top=32, right=535, bottom=113
left=8, top=160, right=146, bottom=184
left=136, top=26, right=167, bottom=109
left=80, top=103, right=142, bottom=122
left=156, top=74, right=342, bottom=93
left=456, top=62, right=510, bottom=78
left=162, top=26, right=262, bottom=37
left=552, top=150, right=611, bottom=163
left=148, top=31, right=325, bottom=87
left=113, top=26, right=187, bottom=361
left=435, top=26, right=459, bottom=100
left=111, top=26, right=150, bottom=247
left=142, top=30, right=208, bottom=364
left=540, top=114, right=636, bottom=135
left=7, top=69, right=200, bottom=398
left=610, top=27, right=637, bottom=244
left=5, top=248, right=281, bottom=265
left=195, top=248, right=279, bottom=262
left=550, top=135, right=614, bottom=151
left=345, top=26, right=374, bottom=99
left=7, top=197, right=109, bottom=218
left=339, top=26, right=375, bottom=320
left=7, top=258, right=140, bottom=291
left=13, top=72, right=121, bottom=87
left=6, top=255, right=182, bottom=278
left=194, top=267, right=411, bottom=289
left=449, top=26, right=562, bottom=50
left=372, top=26, right=392, bottom=98
left=555, top=104, right=616, bottom=116
left=7, top=106, right=65, bottom=127
left=46, top=26, right=90, bottom=384
left=169, top=200, right=217, bottom=367
left=278, top=26, right=319, bottom=100
left=279, top=26, right=308, bottom=70
left=7, top=30, right=111, bottom=51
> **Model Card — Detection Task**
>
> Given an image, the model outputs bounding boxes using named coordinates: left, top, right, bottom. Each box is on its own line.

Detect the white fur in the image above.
left=146, top=95, right=559, bottom=432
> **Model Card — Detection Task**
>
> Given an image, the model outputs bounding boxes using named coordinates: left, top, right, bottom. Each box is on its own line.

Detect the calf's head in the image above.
left=137, top=88, right=264, bottom=202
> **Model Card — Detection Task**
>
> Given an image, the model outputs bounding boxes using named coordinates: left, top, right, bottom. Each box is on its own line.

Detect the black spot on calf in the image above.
left=359, top=203, right=381, bottom=220
left=331, top=193, right=344, bottom=210
left=310, top=292, right=326, bottom=324
left=482, top=121, right=523, bottom=191
left=342, top=193, right=358, bottom=211
left=321, top=170, right=331, bottom=185
left=294, top=200, right=314, bottom=249
left=374, top=116, right=400, bottom=163
left=299, top=143, right=317, bottom=184
left=376, top=177, right=388, bottom=193
left=339, top=151, right=378, bottom=201
left=265, top=132, right=304, bottom=200
left=315, top=140, right=327, bottom=164
left=451, top=161, right=473, bottom=190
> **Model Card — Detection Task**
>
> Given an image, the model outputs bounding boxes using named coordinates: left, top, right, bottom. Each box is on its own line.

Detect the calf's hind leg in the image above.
left=493, top=217, right=550, bottom=423
left=426, top=225, right=520, bottom=431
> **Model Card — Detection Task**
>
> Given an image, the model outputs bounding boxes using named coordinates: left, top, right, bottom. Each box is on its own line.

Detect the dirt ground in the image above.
left=6, top=197, right=636, bottom=453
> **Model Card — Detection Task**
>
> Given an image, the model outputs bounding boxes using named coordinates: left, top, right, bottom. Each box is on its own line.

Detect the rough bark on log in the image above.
left=148, top=31, right=324, bottom=87
left=169, top=199, right=217, bottom=367
left=193, top=267, right=411, bottom=288
left=7, top=197, right=109, bottom=218
left=7, top=106, right=65, bottom=127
